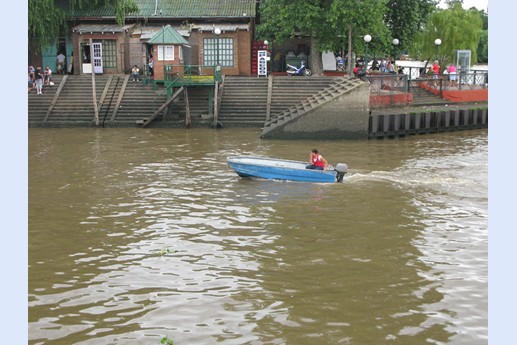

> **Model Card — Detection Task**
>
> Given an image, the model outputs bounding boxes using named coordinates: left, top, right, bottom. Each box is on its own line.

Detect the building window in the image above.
left=158, top=45, right=174, bottom=60
left=203, top=37, right=234, bottom=67
left=102, top=40, right=117, bottom=69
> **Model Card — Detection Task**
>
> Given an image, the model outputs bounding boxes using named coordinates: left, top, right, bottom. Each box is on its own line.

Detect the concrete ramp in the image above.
left=261, top=77, right=370, bottom=139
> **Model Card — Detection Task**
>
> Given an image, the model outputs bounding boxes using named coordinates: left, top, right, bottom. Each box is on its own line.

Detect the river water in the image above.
left=28, top=128, right=488, bottom=345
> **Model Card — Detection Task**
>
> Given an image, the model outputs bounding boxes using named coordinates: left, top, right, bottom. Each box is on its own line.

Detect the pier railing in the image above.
left=163, top=64, right=222, bottom=86
left=366, top=71, right=488, bottom=108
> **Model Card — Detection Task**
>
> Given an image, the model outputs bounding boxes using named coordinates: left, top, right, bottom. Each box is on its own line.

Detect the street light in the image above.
left=363, top=34, right=371, bottom=75
left=434, top=38, right=442, bottom=61
left=263, top=40, right=269, bottom=76
left=214, top=28, right=221, bottom=67
left=392, top=38, right=399, bottom=61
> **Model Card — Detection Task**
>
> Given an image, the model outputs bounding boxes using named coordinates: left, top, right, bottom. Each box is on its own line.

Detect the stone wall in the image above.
left=265, top=83, right=370, bottom=139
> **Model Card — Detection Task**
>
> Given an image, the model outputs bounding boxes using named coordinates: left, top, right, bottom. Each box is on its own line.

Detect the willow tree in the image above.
left=257, top=0, right=388, bottom=75
left=384, top=0, right=437, bottom=54
left=412, top=2, right=482, bottom=66
left=28, top=0, right=66, bottom=46
left=28, top=0, right=138, bottom=46
left=327, top=0, right=389, bottom=74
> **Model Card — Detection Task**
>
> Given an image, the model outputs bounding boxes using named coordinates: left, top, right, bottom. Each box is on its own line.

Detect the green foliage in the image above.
left=257, top=0, right=437, bottom=59
left=411, top=3, right=483, bottom=63
left=257, top=0, right=323, bottom=44
left=477, top=30, right=488, bottom=63
left=384, top=0, right=437, bottom=53
left=161, top=336, right=174, bottom=345
left=28, top=0, right=66, bottom=45
left=257, top=0, right=389, bottom=54
left=157, top=247, right=175, bottom=257
left=69, top=0, right=138, bottom=24
left=327, top=0, right=390, bottom=55
left=29, top=0, right=138, bottom=45
left=469, top=7, right=488, bottom=63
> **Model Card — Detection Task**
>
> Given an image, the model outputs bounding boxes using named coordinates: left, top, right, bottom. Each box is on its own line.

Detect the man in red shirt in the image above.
left=306, top=148, right=328, bottom=171
left=432, top=60, right=440, bottom=86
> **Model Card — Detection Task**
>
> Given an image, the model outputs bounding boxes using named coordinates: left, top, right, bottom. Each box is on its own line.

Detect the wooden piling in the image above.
left=368, top=107, right=488, bottom=139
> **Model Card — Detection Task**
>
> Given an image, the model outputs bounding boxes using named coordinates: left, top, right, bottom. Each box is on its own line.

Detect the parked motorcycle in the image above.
left=336, top=56, right=345, bottom=72
left=286, top=61, right=312, bottom=76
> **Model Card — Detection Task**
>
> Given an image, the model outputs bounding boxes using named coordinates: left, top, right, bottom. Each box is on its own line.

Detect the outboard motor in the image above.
left=334, top=163, right=348, bottom=182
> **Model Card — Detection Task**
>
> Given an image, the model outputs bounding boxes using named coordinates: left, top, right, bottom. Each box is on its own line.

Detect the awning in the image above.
left=72, top=24, right=135, bottom=34
left=195, top=24, right=250, bottom=32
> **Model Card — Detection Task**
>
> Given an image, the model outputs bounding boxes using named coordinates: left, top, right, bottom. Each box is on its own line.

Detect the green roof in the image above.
left=148, top=25, right=189, bottom=44
left=67, top=0, right=256, bottom=18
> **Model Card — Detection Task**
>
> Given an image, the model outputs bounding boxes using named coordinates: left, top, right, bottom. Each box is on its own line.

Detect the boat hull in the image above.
left=227, top=156, right=342, bottom=183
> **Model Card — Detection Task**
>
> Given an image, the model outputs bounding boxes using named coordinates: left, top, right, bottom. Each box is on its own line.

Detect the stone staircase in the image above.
left=409, top=80, right=452, bottom=106
left=28, top=75, right=207, bottom=127
left=262, top=77, right=364, bottom=137
left=28, top=74, right=455, bottom=128
left=28, top=75, right=65, bottom=124
left=270, top=76, right=338, bottom=115
left=217, top=76, right=342, bottom=127
left=111, top=78, right=168, bottom=125
left=49, top=75, right=114, bottom=125
left=165, top=87, right=213, bottom=121
left=218, top=76, right=269, bottom=127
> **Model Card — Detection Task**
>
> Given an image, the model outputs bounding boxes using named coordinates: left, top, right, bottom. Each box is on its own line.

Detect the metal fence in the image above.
left=366, top=71, right=488, bottom=107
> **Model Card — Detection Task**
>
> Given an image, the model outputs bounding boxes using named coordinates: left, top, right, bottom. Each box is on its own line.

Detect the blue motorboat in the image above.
left=227, top=155, right=348, bottom=183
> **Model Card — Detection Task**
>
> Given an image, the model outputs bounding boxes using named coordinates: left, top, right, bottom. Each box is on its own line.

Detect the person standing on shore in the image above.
left=148, top=55, right=154, bottom=77
left=34, top=67, right=43, bottom=95
left=448, top=63, right=457, bottom=87
left=131, top=65, right=140, bottom=81
left=432, top=60, right=440, bottom=86
left=56, top=52, right=66, bottom=74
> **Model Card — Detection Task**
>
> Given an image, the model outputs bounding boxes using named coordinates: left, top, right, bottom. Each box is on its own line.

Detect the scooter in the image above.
left=336, top=56, right=345, bottom=71
left=286, top=61, right=312, bottom=76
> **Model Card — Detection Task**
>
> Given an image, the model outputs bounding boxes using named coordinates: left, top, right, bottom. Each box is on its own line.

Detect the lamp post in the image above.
left=363, top=34, right=371, bottom=74
left=214, top=28, right=221, bottom=67
left=392, top=38, right=399, bottom=61
left=263, top=40, right=269, bottom=76
left=434, top=38, right=441, bottom=61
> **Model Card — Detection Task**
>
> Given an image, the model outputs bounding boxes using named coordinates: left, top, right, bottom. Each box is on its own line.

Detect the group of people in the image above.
left=426, top=60, right=458, bottom=87
left=28, top=51, right=75, bottom=94
left=371, top=57, right=399, bottom=74
left=351, top=56, right=403, bottom=79
left=28, top=65, right=53, bottom=94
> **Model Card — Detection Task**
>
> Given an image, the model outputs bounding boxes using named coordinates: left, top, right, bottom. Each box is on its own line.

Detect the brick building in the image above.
left=35, top=0, right=257, bottom=77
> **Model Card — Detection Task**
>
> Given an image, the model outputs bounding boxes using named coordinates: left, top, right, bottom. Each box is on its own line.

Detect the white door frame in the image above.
left=92, top=42, right=103, bottom=74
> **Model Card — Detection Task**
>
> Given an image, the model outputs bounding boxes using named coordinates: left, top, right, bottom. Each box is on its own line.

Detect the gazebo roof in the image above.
left=148, top=25, right=189, bottom=45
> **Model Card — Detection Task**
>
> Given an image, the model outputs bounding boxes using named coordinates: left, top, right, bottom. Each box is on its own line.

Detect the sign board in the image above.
left=322, top=51, right=336, bottom=71
left=258, top=50, right=267, bottom=76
